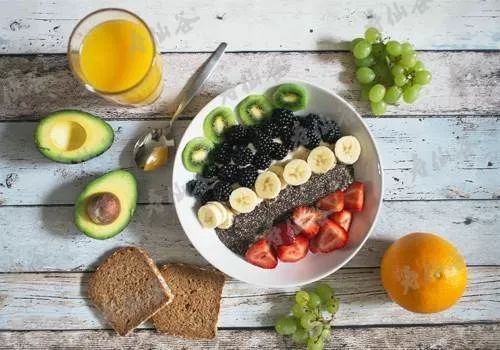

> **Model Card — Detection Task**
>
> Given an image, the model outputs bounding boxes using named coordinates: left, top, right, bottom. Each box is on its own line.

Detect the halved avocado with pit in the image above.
left=75, top=169, right=137, bottom=240
left=34, top=109, right=114, bottom=163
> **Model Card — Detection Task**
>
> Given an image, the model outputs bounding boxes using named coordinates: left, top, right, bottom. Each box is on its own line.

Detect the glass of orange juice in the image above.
left=68, top=8, right=163, bottom=106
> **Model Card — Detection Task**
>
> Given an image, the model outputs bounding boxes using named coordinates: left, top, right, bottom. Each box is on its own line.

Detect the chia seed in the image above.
left=215, top=164, right=354, bottom=256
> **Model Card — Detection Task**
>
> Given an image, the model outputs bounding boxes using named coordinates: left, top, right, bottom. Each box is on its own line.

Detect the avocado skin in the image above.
left=34, top=109, right=114, bottom=164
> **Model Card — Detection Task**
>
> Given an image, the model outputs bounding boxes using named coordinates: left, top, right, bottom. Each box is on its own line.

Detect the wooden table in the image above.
left=0, top=1, right=499, bottom=349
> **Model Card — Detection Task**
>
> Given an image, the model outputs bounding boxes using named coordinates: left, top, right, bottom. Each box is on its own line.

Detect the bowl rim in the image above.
left=172, top=78, right=384, bottom=287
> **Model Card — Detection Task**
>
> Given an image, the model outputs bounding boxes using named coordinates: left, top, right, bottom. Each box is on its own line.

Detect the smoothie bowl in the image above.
left=173, top=79, right=383, bottom=287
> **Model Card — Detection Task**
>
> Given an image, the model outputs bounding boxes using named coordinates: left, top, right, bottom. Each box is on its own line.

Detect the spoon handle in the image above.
left=168, top=42, right=227, bottom=127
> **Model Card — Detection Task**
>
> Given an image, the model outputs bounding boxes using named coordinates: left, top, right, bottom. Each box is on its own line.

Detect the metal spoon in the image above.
left=134, top=42, right=227, bottom=171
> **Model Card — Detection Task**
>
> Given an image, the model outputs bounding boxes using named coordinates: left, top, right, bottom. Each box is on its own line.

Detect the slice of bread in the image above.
left=151, top=263, right=225, bottom=339
left=88, top=246, right=173, bottom=336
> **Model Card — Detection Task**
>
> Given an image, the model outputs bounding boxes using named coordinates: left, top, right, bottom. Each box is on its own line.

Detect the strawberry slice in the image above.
left=330, top=210, right=352, bottom=232
left=309, top=236, right=320, bottom=254
left=245, top=239, right=278, bottom=269
left=292, top=206, right=323, bottom=238
left=311, top=220, right=348, bottom=253
left=344, top=181, right=364, bottom=212
left=277, top=234, right=309, bottom=262
left=317, top=190, right=344, bottom=213
left=265, top=221, right=297, bottom=247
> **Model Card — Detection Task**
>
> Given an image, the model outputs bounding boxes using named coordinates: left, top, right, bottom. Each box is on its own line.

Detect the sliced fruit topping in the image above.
left=277, top=234, right=309, bottom=262
left=245, top=238, right=278, bottom=269
left=237, top=95, right=273, bottom=125
left=292, top=206, right=323, bottom=238
left=203, top=106, right=237, bottom=143
left=317, top=190, right=344, bottom=213
left=255, top=171, right=282, bottom=199
left=197, top=202, right=225, bottom=229
left=330, top=210, right=352, bottom=232
left=334, top=135, right=361, bottom=165
left=229, top=187, right=259, bottom=213
left=266, top=221, right=297, bottom=247
left=310, top=220, right=348, bottom=253
left=307, top=145, right=337, bottom=174
left=217, top=205, right=234, bottom=229
left=283, top=159, right=312, bottom=186
left=344, top=181, right=364, bottom=212
left=272, top=83, right=309, bottom=111
left=182, top=137, right=214, bottom=173
left=268, top=165, right=288, bottom=190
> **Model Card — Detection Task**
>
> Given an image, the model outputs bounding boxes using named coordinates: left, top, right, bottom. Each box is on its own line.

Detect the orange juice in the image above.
left=68, top=10, right=163, bottom=106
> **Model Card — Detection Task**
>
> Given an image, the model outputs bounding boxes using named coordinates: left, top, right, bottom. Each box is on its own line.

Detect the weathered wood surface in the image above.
left=1, top=324, right=499, bottom=350
left=0, top=267, right=497, bottom=329
left=1, top=52, right=499, bottom=119
left=2, top=0, right=499, bottom=54
left=0, top=200, right=498, bottom=272
left=0, top=118, right=498, bottom=205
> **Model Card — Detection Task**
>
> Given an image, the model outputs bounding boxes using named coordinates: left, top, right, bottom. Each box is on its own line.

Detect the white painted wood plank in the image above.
left=0, top=118, right=498, bottom=205
left=1, top=52, right=499, bottom=119
left=1, top=324, right=499, bottom=349
left=0, top=267, right=497, bottom=329
left=1, top=0, right=499, bottom=54
left=0, top=201, right=497, bottom=272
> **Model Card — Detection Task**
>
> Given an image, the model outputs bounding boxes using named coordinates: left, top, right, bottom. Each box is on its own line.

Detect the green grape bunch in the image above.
left=274, top=283, right=339, bottom=350
left=351, top=27, right=432, bottom=116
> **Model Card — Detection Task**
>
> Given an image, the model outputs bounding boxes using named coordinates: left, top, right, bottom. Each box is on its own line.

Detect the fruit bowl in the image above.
left=173, top=79, right=383, bottom=287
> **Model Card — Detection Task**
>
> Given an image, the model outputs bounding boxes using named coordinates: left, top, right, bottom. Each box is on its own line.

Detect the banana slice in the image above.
left=283, top=159, right=312, bottom=186
left=290, top=146, right=310, bottom=160
left=307, top=146, right=337, bottom=174
left=197, top=203, right=225, bottom=229
left=269, top=165, right=288, bottom=190
left=255, top=171, right=281, bottom=199
left=217, top=208, right=234, bottom=229
left=229, top=187, right=259, bottom=213
left=334, top=136, right=361, bottom=165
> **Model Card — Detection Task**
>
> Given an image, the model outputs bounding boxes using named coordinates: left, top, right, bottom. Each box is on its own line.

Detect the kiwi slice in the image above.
left=237, top=95, right=273, bottom=125
left=272, top=83, right=309, bottom=111
left=182, top=137, right=214, bottom=173
left=203, top=106, right=237, bottom=143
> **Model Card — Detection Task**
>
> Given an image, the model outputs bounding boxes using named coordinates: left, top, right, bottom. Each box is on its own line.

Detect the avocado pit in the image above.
left=86, top=192, right=121, bottom=225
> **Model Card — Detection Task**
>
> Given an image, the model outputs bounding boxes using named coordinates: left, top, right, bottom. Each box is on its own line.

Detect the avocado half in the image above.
left=34, top=109, right=114, bottom=163
left=75, top=170, right=137, bottom=239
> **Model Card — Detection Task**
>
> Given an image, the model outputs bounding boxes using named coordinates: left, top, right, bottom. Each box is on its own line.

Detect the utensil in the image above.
left=134, top=42, right=227, bottom=171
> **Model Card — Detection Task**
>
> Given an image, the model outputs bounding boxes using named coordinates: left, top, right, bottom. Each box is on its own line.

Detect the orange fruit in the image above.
left=380, top=232, right=467, bottom=313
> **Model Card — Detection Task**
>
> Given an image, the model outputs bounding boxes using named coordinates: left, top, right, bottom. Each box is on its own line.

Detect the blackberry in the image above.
left=202, top=164, right=219, bottom=178
left=269, top=142, right=288, bottom=160
left=252, top=152, right=272, bottom=170
left=212, top=181, right=232, bottom=201
left=253, top=133, right=273, bottom=152
left=187, top=180, right=210, bottom=201
left=224, top=125, right=249, bottom=145
left=232, top=146, right=254, bottom=166
left=278, top=125, right=295, bottom=140
left=272, top=108, right=295, bottom=120
left=238, top=165, right=259, bottom=187
left=320, top=120, right=342, bottom=143
left=217, top=164, right=239, bottom=183
left=266, top=121, right=282, bottom=138
left=300, top=113, right=322, bottom=129
left=282, top=136, right=300, bottom=150
left=304, top=129, right=321, bottom=149
left=199, top=189, right=214, bottom=204
left=272, top=108, right=296, bottom=129
left=212, top=143, right=233, bottom=164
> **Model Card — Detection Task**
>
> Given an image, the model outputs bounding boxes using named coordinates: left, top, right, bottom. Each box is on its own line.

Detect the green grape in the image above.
left=350, top=37, right=364, bottom=52
left=300, top=313, right=317, bottom=330
left=368, top=84, right=386, bottom=103
left=413, top=60, right=425, bottom=71
left=315, top=283, right=334, bottom=303
left=320, top=326, right=331, bottom=339
left=384, top=86, right=402, bottom=104
left=295, top=290, right=310, bottom=306
left=292, top=303, right=307, bottom=318
left=371, top=100, right=387, bottom=116
left=394, top=73, right=408, bottom=87
left=292, top=327, right=309, bottom=344
left=308, top=292, right=322, bottom=308
left=414, top=70, right=432, bottom=85
left=364, top=27, right=380, bottom=44
left=400, top=52, right=417, bottom=68
left=307, top=337, right=324, bottom=350
left=403, top=85, right=421, bottom=103
left=391, top=64, right=405, bottom=77
left=401, top=42, right=413, bottom=54
left=275, top=316, right=297, bottom=335
left=353, top=39, right=372, bottom=59
left=385, top=40, right=402, bottom=56
left=371, top=42, right=385, bottom=58
left=325, top=298, right=340, bottom=314
left=354, top=55, right=375, bottom=67
left=355, top=67, right=375, bottom=84
left=311, top=324, right=324, bottom=340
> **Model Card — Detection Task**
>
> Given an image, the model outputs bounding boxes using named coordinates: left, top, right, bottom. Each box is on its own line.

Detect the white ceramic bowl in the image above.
left=173, top=79, right=383, bottom=287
